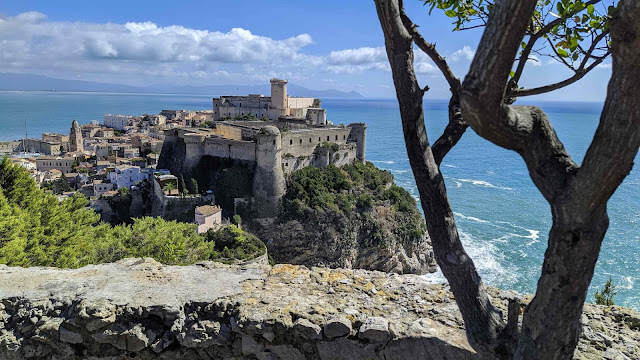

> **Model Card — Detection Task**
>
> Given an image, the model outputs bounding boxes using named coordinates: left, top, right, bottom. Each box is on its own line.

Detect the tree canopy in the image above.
left=0, top=157, right=265, bottom=268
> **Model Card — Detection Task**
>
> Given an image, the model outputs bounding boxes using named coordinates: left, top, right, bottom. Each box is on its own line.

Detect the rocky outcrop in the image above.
left=0, top=258, right=637, bottom=359
left=252, top=206, right=436, bottom=275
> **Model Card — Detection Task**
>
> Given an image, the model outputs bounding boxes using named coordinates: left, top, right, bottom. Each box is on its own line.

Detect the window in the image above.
left=299, top=139, right=302, bottom=144
left=273, top=140, right=276, bottom=145
left=290, top=139, right=293, bottom=145
left=335, top=135, right=338, bottom=141
left=327, top=136, right=330, bottom=141
left=318, top=137, right=321, bottom=142
left=343, top=135, right=346, bottom=140
left=309, top=138, right=312, bottom=143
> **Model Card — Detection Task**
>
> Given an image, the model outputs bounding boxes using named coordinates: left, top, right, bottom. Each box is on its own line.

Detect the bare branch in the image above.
left=568, top=1, right=640, bottom=215
left=432, top=96, right=468, bottom=165
left=511, top=0, right=603, bottom=86
left=399, top=11, right=461, bottom=94
left=511, top=30, right=610, bottom=98
left=511, top=51, right=608, bottom=97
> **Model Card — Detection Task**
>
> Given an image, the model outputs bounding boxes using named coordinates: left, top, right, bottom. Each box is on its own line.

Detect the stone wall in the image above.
left=0, top=259, right=637, bottom=360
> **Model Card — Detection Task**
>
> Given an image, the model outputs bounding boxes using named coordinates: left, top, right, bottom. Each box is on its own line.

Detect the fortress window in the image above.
left=299, top=139, right=302, bottom=144
left=309, top=138, right=312, bottom=143
left=290, top=139, right=293, bottom=145
left=335, top=135, right=338, bottom=141
left=343, top=135, right=346, bottom=140
left=327, top=136, right=330, bottom=141
left=273, top=140, right=276, bottom=145
left=318, top=137, right=321, bottom=142
left=239, top=103, right=242, bottom=107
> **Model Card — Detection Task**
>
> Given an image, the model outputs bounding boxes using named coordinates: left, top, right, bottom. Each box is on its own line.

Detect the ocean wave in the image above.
left=454, top=212, right=491, bottom=224
left=421, top=229, right=517, bottom=288
left=392, top=169, right=408, bottom=174
left=454, top=178, right=515, bottom=191
left=370, top=160, right=395, bottom=164
left=443, top=164, right=457, bottom=168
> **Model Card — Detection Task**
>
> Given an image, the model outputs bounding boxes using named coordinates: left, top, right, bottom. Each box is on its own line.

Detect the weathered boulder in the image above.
left=0, top=258, right=637, bottom=359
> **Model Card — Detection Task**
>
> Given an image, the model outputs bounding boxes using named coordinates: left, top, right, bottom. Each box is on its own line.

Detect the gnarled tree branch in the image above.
left=374, top=0, right=505, bottom=355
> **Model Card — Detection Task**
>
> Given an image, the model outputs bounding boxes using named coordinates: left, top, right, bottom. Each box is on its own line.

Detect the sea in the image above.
left=0, top=91, right=638, bottom=309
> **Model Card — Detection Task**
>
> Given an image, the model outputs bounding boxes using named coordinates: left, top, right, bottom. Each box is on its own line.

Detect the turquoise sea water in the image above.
left=1, top=91, right=638, bottom=309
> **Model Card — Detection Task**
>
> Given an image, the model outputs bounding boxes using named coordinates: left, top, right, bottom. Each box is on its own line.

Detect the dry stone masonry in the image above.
left=0, top=258, right=637, bottom=359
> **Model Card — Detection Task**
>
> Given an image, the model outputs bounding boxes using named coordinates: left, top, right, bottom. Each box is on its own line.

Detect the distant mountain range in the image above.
left=0, top=73, right=363, bottom=98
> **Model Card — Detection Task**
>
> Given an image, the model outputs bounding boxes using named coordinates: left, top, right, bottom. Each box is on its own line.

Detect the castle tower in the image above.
left=349, top=123, right=367, bottom=163
left=253, top=125, right=286, bottom=217
left=270, top=78, right=288, bottom=110
left=69, top=119, right=84, bottom=153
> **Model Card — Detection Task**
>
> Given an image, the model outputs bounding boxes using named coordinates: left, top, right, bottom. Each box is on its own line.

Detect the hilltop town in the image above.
left=0, top=79, right=365, bottom=229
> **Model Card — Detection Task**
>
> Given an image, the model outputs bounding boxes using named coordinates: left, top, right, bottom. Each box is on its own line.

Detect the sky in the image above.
left=0, top=0, right=613, bottom=100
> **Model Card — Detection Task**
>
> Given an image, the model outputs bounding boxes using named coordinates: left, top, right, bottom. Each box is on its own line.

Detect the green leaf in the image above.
left=557, top=2, right=565, bottom=14
left=557, top=48, right=569, bottom=57
left=444, top=9, right=457, bottom=17
left=587, top=4, right=595, bottom=16
left=521, top=41, right=527, bottom=50
left=509, top=70, right=515, bottom=78
left=572, top=52, right=579, bottom=61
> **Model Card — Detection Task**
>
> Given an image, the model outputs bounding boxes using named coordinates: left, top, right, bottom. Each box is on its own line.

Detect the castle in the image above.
left=213, top=78, right=326, bottom=123
left=159, top=79, right=366, bottom=216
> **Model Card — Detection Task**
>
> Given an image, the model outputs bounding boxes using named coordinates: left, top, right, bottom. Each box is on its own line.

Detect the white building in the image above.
left=103, top=114, right=134, bottom=130
left=108, top=165, right=148, bottom=190
left=195, top=205, right=223, bottom=234
left=92, top=180, right=114, bottom=197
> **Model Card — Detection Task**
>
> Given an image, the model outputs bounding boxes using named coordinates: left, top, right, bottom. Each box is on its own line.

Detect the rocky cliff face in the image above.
left=252, top=206, right=436, bottom=275
left=0, top=258, right=637, bottom=360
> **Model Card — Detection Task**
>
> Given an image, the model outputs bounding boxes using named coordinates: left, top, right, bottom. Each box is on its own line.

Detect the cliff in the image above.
left=244, top=162, right=437, bottom=274
left=0, top=258, right=637, bottom=360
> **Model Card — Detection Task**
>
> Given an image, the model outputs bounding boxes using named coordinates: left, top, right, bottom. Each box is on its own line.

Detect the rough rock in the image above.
left=323, top=316, right=352, bottom=339
left=358, top=317, right=390, bottom=342
left=0, top=258, right=637, bottom=359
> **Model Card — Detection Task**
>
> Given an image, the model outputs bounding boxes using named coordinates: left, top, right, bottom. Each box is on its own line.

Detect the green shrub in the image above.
left=0, top=157, right=265, bottom=268
left=594, top=277, right=616, bottom=306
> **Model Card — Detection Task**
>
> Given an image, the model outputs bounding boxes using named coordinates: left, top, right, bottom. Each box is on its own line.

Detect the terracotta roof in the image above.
left=195, top=205, right=222, bottom=216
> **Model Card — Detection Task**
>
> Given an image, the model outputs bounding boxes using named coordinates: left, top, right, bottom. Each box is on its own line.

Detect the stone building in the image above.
left=69, top=120, right=84, bottom=153
left=212, top=79, right=325, bottom=123
left=36, top=156, right=75, bottom=174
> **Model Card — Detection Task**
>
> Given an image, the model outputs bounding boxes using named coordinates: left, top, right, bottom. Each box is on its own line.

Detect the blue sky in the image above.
left=0, top=0, right=612, bottom=100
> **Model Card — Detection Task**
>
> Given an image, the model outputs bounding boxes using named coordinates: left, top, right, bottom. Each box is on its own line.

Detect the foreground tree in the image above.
left=374, top=0, right=639, bottom=359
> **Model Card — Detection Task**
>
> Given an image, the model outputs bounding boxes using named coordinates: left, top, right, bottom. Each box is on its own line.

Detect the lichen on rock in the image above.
left=0, top=259, right=637, bottom=359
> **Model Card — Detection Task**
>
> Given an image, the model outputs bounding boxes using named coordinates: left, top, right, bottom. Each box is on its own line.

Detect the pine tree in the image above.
left=179, top=174, right=188, bottom=195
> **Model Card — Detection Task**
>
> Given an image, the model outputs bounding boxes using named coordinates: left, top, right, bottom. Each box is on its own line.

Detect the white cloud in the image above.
left=450, top=46, right=475, bottom=62
left=526, top=55, right=542, bottom=67
left=0, top=12, right=315, bottom=81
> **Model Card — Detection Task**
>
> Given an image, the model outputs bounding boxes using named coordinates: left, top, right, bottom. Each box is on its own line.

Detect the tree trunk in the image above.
left=374, top=0, right=506, bottom=355
left=515, top=206, right=608, bottom=359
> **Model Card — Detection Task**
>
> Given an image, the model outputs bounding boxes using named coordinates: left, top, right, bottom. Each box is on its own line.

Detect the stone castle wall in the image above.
left=1, top=259, right=637, bottom=360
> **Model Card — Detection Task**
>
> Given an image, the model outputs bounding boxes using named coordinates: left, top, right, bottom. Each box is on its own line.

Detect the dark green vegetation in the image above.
left=281, top=162, right=424, bottom=247
left=594, top=277, right=617, bottom=306
left=0, top=158, right=265, bottom=268
left=244, top=162, right=430, bottom=273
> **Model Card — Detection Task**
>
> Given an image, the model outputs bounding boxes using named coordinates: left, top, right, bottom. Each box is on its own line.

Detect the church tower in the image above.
left=69, top=119, right=84, bottom=153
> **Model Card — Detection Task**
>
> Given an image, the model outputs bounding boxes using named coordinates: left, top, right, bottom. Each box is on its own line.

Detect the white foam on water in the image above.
left=392, top=169, right=408, bottom=174
left=422, top=229, right=516, bottom=287
left=454, top=178, right=515, bottom=191
left=454, top=212, right=491, bottom=224
left=443, top=164, right=458, bottom=168
left=370, top=160, right=395, bottom=164
left=455, top=181, right=462, bottom=188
